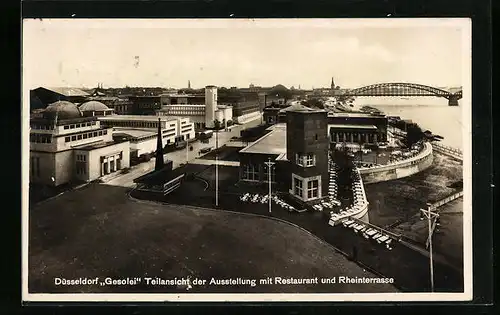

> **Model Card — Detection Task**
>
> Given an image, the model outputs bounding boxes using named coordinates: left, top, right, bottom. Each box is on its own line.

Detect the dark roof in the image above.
left=42, top=101, right=83, bottom=120
left=42, top=87, right=90, bottom=97
left=134, top=162, right=185, bottom=186
left=279, top=104, right=325, bottom=113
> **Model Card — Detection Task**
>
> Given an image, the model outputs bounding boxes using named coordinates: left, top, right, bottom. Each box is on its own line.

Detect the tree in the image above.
left=213, top=119, right=223, bottom=131
left=332, top=142, right=355, bottom=197
left=404, top=123, right=426, bottom=148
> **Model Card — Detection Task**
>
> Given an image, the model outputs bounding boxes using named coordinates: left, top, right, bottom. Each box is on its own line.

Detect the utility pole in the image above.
left=185, top=136, right=189, bottom=164
left=420, top=204, right=440, bottom=292
left=264, top=158, right=275, bottom=214
left=215, top=122, right=219, bottom=207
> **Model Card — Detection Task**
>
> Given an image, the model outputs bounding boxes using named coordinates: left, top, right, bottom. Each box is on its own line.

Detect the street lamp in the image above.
left=264, top=157, right=275, bottom=214
left=420, top=204, right=440, bottom=292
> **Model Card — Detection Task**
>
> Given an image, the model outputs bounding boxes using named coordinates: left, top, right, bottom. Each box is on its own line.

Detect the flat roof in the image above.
left=239, top=126, right=287, bottom=155
left=328, top=112, right=386, bottom=118
left=112, top=128, right=157, bottom=138
left=328, top=124, right=378, bottom=130
left=98, top=115, right=178, bottom=122
left=72, top=140, right=126, bottom=151
left=159, top=104, right=206, bottom=108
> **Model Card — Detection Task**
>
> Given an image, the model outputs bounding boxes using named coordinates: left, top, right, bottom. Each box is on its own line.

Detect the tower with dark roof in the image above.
left=331, top=77, right=335, bottom=90
left=286, top=107, right=329, bottom=202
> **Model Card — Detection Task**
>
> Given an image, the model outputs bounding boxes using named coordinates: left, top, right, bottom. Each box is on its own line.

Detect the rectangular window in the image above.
left=83, top=134, right=88, bottom=139
left=64, top=125, right=69, bottom=130
left=87, top=122, right=91, bottom=127
left=307, top=180, right=319, bottom=199
left=93, top=132, right=97, bottom=137
left=98, top=131, right=103, bottom=136
left=305, top=154, right=315, bottom=167
left=65, top=136, right=70, bottom=142
left=77, top=135, right=82, bottom=140
left=76, top=124, right=81, bottom=128
left=243, top=164, right=259, bottom=181
left=71, top=135, right=76, bottom=141
left=294, top=178, right=303, bottom=197
left=70, top=124, right=75, bottom=129
left=103, top=130, right=107, bottom=135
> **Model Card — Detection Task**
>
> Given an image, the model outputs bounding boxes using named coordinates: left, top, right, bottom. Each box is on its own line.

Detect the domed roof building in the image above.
left=42, top=100, right=83, bottom=120
left=79, top=101, right=114, bottom=117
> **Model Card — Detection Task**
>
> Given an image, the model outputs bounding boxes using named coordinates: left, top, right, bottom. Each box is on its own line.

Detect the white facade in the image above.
left=205, top=86, right=218, bottom=128
left=289, top=173, right=323, bottom=202
left=98, top=115, right=195, bottom=156
left=30, top=118, right=130, bottom=186
left=235, top=111, right=262, bottom=124
left=214, top=105, right=233, bottom=128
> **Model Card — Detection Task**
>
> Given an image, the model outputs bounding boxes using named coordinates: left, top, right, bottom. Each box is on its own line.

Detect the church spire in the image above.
left=331, top=77, right=335, bottom=90
left=188, top=80, right=191, bottom=89
left=154, top=118, right=164, bottom=171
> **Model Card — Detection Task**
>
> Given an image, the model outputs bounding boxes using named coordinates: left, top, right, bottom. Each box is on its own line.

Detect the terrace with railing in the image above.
left=328, top=167, right=369, bottom=224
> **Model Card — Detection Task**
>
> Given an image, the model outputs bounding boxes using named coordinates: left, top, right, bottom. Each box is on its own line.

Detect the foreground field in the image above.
left=29, top=183, right=398, bottom=294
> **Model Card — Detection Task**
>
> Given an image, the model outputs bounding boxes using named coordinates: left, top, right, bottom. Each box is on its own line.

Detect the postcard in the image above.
left=22, top=18, right=472, bottom=302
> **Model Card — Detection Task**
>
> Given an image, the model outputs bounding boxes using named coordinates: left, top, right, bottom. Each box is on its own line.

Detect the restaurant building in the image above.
left=264, top=104, right=388, bottom=145
left=239, top=105, right=329, bottom=203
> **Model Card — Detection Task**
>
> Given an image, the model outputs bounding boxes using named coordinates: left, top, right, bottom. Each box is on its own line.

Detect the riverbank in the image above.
left=364, top=151, right=463, bottom=269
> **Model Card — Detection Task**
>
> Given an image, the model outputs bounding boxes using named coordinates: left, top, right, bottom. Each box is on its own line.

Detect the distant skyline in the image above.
left=23, top=19, right=469, bottom=90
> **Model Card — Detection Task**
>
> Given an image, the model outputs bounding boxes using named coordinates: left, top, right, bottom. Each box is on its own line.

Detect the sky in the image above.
left=22, top=19, right=470, bottom=90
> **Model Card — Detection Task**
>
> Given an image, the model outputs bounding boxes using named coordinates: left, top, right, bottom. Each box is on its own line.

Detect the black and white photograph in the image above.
left=22, top=18, right=472, bottom=302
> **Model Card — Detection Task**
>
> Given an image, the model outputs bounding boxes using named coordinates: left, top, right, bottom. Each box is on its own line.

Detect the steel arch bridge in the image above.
left=343, top=83, right=462, bottom=106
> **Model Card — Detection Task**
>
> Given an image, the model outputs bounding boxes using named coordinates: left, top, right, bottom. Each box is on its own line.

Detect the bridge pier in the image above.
left=448, top=95, right=459, bottom=106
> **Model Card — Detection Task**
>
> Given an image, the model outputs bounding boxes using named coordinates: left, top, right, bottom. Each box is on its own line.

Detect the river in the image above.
left=352, top=97, right=466, bottom=150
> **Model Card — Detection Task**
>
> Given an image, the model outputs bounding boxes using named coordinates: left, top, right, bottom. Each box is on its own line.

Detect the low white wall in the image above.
left=359, top=142, right=434, bottom=184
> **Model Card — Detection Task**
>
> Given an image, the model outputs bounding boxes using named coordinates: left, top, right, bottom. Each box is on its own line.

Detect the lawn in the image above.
left=29, top=182, right=398, bottom=294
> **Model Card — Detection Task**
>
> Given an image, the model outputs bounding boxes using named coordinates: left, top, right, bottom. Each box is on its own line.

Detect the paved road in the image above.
left=105, top=116, right=262, bottom=187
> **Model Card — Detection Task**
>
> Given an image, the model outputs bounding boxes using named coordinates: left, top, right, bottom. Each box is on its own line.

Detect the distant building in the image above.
left=128, top=95, right=162, bottom=115
left=328, top=112, right=388, bottom=144
left=265, top=105, right=388, bottom=145
left=29, top=101, right=130, bottom=187
left=156, top=86, right=234, bottom=129
left=30, top=87, right=91, bottom=111
left=98, top=115, right=195, bottom=157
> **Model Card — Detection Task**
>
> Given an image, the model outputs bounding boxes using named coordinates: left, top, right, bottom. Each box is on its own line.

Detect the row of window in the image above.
left=103, top=120, right=159, bottom=129
left=241, top=164, right=275, bottom=181
left=76, top=161, right=87, bottom=175
left=295, top=153, right=316, bottom=167
left=31, top=124, right=55, bottom=130
left=162, top=128, right=176, bottom=134
left=76, top=154, right=87, bottom=162
left=65, top=129, right=108, bottom=143
left=63, top=121, right=97, bottom=130
left=166, top=110, right=204, bottom=116
left=30, top=134, right=52, bottom=143
left=293, top=178, right=319, bottom=199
